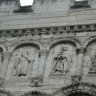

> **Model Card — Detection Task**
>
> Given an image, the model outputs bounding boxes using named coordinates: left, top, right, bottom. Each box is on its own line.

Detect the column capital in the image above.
left=39, top=49, right=49, bottom=57
left=3, top=52, right=12, bottom=60
left=76, top=47, right=86, bottom=54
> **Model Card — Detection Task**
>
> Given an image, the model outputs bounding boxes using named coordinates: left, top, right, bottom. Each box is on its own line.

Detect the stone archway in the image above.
left=52, top=83, right=96, bottom=96
left=21, top=91, right=51, bottom=96
left=68, top=92, right=93, bottom=96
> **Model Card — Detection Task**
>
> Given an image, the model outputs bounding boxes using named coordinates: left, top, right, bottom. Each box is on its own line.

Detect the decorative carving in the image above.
left=52, top=47, right=69, bottom=74
left=71, top=75, right=81, bottom=84
left=11, top=46, right=38, bottom=77
left=30, top=75, right=43, bottom=87
left=89, top=54, right=96, bottom=73
left=0, top=24, right=95, bottom=38
left=76, top=47, right=86, bottom=54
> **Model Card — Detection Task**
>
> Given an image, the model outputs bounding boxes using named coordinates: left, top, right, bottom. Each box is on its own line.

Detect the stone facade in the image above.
left=0, top=0, right=96, bottom=96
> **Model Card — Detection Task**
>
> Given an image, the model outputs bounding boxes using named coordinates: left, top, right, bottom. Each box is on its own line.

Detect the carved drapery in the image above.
left=6, top=44, right=39, bottom=79
left=52, top=47, right=69, bottom=74
left=47, top=43, right=77, bottom=76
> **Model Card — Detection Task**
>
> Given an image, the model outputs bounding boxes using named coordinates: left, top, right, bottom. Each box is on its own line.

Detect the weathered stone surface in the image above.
left=0, top=0, right=96, bottom=96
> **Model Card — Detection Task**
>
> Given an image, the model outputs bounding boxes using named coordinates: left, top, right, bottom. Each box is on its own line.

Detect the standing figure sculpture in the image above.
left=53, top=47, right=69, bottom=73
left=13, top=50, right=32, bottom=77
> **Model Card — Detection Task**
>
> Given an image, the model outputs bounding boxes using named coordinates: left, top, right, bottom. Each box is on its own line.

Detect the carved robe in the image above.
left=53, top=47, right=69, bottom=73
left=13, top=52, right=31, bottom=76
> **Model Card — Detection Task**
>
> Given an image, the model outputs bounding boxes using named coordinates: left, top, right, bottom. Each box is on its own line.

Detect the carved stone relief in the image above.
left=52, top=46, right=69, bottom=73
left=8, top=45, right=39, bottom=78
left=46, top=43, right=77, bottom=76
left=84, top=41, right=96, bottom=75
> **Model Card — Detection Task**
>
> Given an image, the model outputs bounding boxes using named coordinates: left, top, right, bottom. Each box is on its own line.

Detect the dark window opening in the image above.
left=70, top=0, right=90, bottom=9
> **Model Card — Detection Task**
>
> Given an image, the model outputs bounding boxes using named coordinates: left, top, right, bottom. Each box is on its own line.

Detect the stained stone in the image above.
left=0, top=0, right=95, bottom=96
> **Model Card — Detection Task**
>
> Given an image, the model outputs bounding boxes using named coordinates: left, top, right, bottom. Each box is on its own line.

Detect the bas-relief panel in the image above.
left=45, top=43, right=77, bottom=77
left=6, top=45, right=40, bottom=80
left=84, top=41, right=96, bottom=75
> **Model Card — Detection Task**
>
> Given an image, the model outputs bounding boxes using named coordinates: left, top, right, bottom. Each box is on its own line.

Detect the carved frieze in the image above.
left=0, top=24, right=95, bottom=38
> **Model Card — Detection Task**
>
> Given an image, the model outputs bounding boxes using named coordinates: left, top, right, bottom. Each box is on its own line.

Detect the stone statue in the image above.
left=53, top=47, right=69, bottom=73
left=13, top=50, right=32, bottom=77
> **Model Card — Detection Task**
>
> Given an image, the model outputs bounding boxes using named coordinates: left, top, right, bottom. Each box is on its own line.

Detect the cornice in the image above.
left=0, top=24, right=96, bottom=39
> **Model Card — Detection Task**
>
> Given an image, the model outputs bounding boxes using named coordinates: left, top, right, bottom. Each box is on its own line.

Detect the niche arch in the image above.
left=48, top=36, right=81, bottom=50
left=10, top=40, right=41, bottom=52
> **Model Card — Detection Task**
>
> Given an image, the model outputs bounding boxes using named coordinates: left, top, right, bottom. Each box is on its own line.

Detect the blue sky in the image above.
left=20, top=0, right=34, bottom=6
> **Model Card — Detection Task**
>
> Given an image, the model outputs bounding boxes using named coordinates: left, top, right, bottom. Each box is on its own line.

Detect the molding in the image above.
left=0, top=24, right=95, bottom=38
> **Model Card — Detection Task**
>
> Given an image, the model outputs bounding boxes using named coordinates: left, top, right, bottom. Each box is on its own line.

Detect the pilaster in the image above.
left=76, top=47, right=86, bottom=76
left=0, top=52, right=11, bottom=79
left=38, top=49, right=49, bottom=76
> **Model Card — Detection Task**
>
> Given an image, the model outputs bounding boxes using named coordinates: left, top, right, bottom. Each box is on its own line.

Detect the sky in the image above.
left=20, top=0, right=34, bottom=6
left=20, top=0, right=83, bottom=6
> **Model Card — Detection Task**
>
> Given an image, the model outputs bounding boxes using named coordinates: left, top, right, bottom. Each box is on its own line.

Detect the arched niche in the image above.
left=83, top=39, right=96, bottom=75
left=45, top=41, right=77, bottom=77
left=6, top=43, right=40, bottom=80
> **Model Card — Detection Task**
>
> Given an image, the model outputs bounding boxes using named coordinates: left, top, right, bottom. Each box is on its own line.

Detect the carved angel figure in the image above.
left=53, top=47, right=69, bottom=73
left=13, top=50, right=32, bottom=77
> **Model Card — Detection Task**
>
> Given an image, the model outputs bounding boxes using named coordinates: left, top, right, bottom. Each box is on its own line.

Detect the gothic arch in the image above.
left=48, top=36, right=81, bottom=50
left=52, top=83, right=96, bottom=96
left=21, top=91, right=51, bottom=96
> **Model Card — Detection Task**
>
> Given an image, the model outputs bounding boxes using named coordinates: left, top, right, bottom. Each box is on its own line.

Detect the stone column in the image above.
left=76, top=47, right=86, bottom=76
left=38, top=49, right=48, bottom=75
left=0, top=52, right=11, bottom=78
